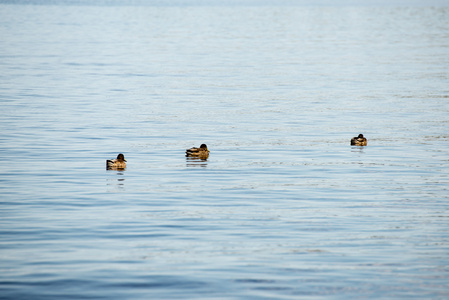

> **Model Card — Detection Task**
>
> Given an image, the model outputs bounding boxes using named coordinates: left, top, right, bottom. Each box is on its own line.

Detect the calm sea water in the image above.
left=1, top=1, right=449, bottom=299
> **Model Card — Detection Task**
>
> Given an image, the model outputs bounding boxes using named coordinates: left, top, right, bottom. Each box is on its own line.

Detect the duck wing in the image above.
left=186, top=147, right=199, bottom=155
left=106, top=159, right=116, bottom=168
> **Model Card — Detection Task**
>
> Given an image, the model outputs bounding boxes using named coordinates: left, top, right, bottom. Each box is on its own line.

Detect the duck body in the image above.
left=350, top=134, right=367, bottom=146
left=185, top=144, right=209, bottom=159
left=106, top=153, right=127, bottom=170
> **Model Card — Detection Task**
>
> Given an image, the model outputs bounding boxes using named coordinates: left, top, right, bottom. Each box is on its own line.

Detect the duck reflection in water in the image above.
left=106, top=172, right=126, bottom=191
left=186, top=157, right=208, bottom=167
left=106, top=153, right=127, bottom=170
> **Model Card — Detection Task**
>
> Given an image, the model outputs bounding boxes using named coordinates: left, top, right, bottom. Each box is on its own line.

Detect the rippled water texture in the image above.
left=1, top=1, right=449, bottom=299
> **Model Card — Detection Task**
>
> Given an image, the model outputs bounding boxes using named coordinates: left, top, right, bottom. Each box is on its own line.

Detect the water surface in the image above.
left=1, top=1, right=449, bottom=299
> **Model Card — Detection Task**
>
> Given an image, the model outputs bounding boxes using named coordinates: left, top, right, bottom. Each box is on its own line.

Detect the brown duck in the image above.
left=106, top=153, right=127, bottom=170
left=185, top=144, right=210, bottom=159
left=350, top=134, right=367, bottom=146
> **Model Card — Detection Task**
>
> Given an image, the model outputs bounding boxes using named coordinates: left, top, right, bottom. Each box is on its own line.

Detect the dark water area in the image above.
left=1, top=1, right=448, bottom=299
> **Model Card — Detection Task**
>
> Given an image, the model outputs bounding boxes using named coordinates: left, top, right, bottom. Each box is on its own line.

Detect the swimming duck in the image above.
left=185, top=144, right=210, bottom=159
left=106, top=153, right=127, bottom=170
left=350, top=134, right=367, bottom=146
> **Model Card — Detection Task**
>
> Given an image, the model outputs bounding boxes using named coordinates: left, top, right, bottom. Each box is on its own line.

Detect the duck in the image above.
left=350, top=134, right=367, bottom=146
left=106, top=153, right=127, bottom=170
left=185, top=144, right=210, bottom=159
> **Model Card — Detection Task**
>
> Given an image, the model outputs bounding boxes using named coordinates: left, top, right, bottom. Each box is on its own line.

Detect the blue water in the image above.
left=1, top=1, right=449, bottom=299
